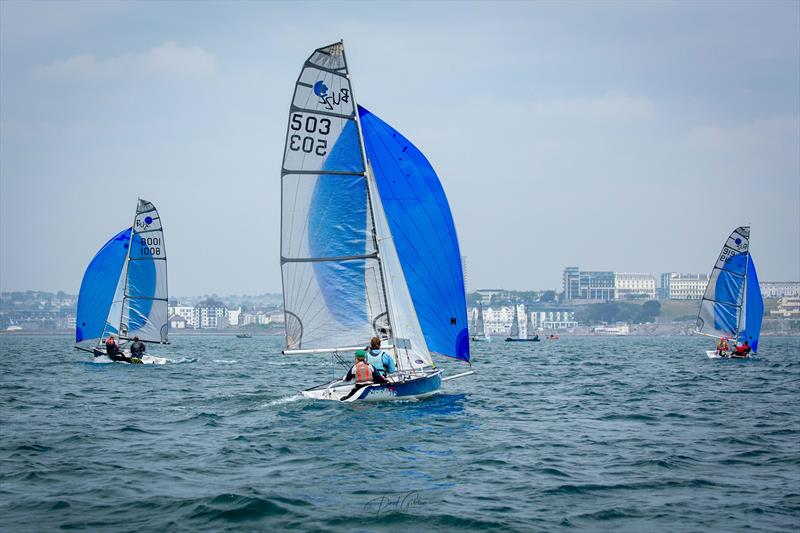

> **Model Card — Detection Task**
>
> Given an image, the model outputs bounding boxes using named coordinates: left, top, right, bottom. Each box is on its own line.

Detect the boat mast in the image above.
left=118, top=199, right=138, bottom=341
left=735, top=226, right=751, bottom=343
left=341, top=42, right=399, bottom=364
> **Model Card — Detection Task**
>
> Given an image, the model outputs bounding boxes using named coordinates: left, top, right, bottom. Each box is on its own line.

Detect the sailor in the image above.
left=733, top=340, right=751, bottom=357
left=716, top=337, right=729, bottom=356
left=105, top=335, right=122, bottom=356
left=130, top=336, right=146, bottom=357
left=365, top=337, right=396, bottom=377
left=341, top=350, right=387, bottom=401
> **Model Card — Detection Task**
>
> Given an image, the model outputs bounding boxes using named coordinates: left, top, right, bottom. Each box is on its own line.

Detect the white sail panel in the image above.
left=281, top=173, right=377, bottom=260
left=282, top=259, right=387, bottom=349
left=121, top=199, right=169, bottom=343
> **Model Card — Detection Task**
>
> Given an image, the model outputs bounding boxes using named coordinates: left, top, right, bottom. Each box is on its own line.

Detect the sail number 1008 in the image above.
left=289, top=113, right=330, bottom=156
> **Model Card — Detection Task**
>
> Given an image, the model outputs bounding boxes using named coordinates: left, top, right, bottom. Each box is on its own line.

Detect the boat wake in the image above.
left=262, top=394, right=304, bottom=407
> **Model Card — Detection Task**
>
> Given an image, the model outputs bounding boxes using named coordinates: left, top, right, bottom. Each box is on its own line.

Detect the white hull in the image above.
left=93, top=354, right=167, bottom=365
left=302, top=371, right=442, bottom=402
left=706, top=350, right=750, bottom=360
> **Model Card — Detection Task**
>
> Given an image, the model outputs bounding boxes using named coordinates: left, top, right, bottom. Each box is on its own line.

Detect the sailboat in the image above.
left=505, top=304, right=539, bottom=342
left=470, top=303, right=488, bottom=342
left=75, top=199, right=169, bottom=364
left=695, top=226, right=763, bottom=358
left=280, top=42, right=473, bottom=401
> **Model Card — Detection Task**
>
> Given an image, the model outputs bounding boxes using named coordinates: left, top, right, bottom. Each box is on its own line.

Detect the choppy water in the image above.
left=1, top=335, right=798, bottom=532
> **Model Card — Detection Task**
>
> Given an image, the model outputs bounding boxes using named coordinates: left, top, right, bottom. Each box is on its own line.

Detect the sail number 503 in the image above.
left=289, top=113, right=329, bottom=156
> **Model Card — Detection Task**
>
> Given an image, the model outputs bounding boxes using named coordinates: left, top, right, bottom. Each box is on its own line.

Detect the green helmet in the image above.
left=354, top=349, right=366, bottom=359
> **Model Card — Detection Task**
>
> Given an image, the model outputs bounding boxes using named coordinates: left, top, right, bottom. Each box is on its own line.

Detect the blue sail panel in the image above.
left=75, top=228, right=132, bottom=343
left=359, top=106, right=470, bottom=361
left=741, top=256, right=763, bottom=351
left=309, top=120, right=369, bottom=327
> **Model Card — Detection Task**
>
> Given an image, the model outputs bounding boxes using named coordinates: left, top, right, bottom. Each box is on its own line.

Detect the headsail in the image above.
left=359, top=106, right=470, bottom=362
left=121, top=199, right=169, bottom=343
left=76, top=228, right=132, bottom=343
left=280, top=42, right=389, bottom=351
left=695, top=226, right=762, bottom=351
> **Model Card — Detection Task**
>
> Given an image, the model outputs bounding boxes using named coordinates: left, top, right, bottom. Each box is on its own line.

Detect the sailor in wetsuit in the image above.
left=130, top=337, right=146, bottom=358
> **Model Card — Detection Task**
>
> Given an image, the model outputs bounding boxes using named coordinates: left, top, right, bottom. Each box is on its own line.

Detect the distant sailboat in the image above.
left=471, top=303, right=488, bottom=341
left=695, top=226, right=763, bottom=358
left=505, top=304, right=539, bottom=342
left=280, top=42, right=472, bottom=401
left=75, top=199, right=169, bottom=364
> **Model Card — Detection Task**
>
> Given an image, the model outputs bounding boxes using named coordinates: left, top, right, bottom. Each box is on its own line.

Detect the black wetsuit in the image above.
left=130, top=341, right=146, bottom=357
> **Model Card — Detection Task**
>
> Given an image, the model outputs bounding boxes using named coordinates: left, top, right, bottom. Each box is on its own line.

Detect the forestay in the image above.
left=695, top=226, right=763, bottom=350
left=280, top=42, right=390, bottom=351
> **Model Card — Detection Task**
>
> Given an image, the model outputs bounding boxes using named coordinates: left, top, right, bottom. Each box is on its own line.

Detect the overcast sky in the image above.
left=1, top=0, right=798, bottom=296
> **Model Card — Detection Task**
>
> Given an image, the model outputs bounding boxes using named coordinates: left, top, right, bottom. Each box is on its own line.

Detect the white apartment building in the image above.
left=761, top=282, right=800, bottom=299
left=169, top=305, right=197, bottom=328
left=227, top=307, right=242, bottom=327
left=614, top=273, right=657, bottom=300
left=661, top=273, right=709, bottom=300
left=481, top=306, right=515, bottom=335
left=531, top=310, right=578, bottom=330
left=770, top=297, right=800, bottom=318
left=196, top=301, right=227, bottom=329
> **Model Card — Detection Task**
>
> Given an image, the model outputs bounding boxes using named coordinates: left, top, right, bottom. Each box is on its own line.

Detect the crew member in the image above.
left=341, top=350, right=387, bottom=401
left=365, top=337, right=396, bottom=377
left=130, top=336, right=146, bottom=357
left=105, top=335, right=121, bottom=356
left=716, top=337, right=729, bottom=356
left=733, top=340, right=751, bottom=357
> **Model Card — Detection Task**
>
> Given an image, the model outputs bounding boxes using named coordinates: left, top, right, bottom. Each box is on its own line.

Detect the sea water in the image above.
left=1, top=335, right=798, bottom=532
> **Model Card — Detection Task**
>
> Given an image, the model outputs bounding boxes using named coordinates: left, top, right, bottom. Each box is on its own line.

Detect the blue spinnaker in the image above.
left=75, top=228, right=131, bottom=343
left=741, top=256, right=763, bottom=351
left=359, top=105, right=470, bottom=361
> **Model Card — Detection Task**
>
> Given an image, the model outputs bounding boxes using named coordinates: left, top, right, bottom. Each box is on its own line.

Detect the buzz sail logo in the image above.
left=313, top=79, right=349, bottom=111
left=313, top=81, right=328, bottom=98
left=135, top=215, right=154, bottom=231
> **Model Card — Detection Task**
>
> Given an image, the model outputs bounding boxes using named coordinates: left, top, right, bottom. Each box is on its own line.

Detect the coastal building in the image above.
left=761, top=282, right=800, bottom=299
left=169, top=305, right=197, bottom=328
left=530, top=310, right=577, bottom=330
left=660, top=273, right=709, bottom=300
left=481, top=306, right=515, bottom=335
left=615, top=273, right=657, bottom=300
left=474, top=289, right=505, bottom=306
left=169, top=314, right=187, bottom=329
left=563, top=267, right=616, bottom=301
left=196, top=300, right=227, bottom=329
left=227, top=307, right=242, bottom=327
left=770, top=297, right=800, bottom=318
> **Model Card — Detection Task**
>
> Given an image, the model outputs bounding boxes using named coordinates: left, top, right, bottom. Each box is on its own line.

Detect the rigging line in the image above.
left=363, top=119, right=464, bottom=309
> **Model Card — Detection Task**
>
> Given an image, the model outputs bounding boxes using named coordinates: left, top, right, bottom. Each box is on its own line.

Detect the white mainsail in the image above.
left=280, top=42, right=391, bottom=352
